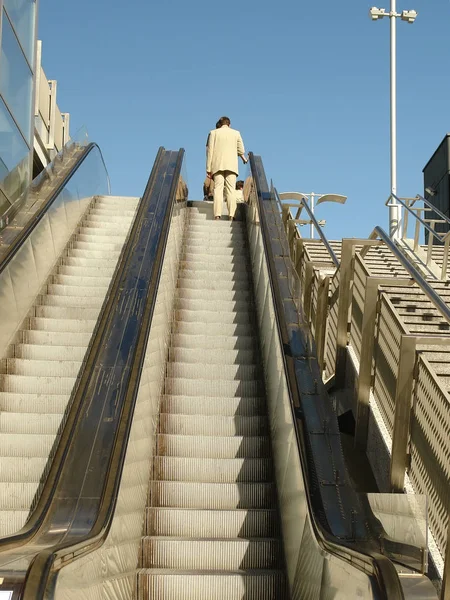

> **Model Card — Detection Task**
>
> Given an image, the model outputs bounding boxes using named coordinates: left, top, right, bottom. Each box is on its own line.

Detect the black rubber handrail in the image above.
left=249, top=153, right=405, bottom=600
left=0, top=148, right=185, bottom=599
left=0, top=142, right=104, bottom=274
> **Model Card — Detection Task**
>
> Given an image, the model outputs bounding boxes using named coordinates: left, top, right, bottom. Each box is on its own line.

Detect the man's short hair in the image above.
left=217, top=116, right=231, bottom=127
left=236, top=180, right=244, bottom=190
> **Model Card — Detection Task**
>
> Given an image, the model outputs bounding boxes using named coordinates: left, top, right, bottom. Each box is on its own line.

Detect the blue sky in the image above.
left=38, top=0, right=450, bottom=240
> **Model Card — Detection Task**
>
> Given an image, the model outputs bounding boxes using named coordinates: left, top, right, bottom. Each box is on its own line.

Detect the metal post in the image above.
left=442, top=519, right=450, bottom=600
left=389, top=334, right=417, bottom=491
left=310, top=194, right=315, bottom=239
left=355, top=278, right=381, bottom=450
left=390, top=0, right=400, bottom=240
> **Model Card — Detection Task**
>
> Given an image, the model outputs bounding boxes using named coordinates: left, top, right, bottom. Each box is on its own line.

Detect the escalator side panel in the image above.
left=0, top=146, right=109, bottom=360
left=244, top=193, right=378, bottom=598
left=52, top=179, right=187, bottom=599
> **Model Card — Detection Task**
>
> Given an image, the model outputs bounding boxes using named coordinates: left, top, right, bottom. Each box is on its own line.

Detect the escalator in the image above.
left=137, top=207, right=286, bottom=598
left=0, top=147, right=435, bottom=599
left=0, top=195, right=138, bottom=536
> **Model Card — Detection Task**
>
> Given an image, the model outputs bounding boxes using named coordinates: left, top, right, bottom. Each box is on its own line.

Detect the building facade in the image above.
left=0, top=0, right=37, bottom=215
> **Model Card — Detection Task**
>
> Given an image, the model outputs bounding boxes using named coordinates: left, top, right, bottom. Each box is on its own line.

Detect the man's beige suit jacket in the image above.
left=206, top=125, right=245, bottom=176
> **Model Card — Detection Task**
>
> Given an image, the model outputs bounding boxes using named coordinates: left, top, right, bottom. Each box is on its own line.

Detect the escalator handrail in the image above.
left=0, top=142, right=105, bottom=274
left=0, top=148, right=184, bottom=598
left=249, top=152, right=405, bottom=600
left=20, top=148, right=185, bottom=599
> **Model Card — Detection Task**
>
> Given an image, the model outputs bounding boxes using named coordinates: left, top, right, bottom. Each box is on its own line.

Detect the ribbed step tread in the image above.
left=157, top=435, right=271, bottom=458
left=155, top=457, right=272, bottom=483
left=137, top=569, right=286, bottom=600
left=4, top=358, right=82, bottom=377
left=178, top=278, right=251, bottom=292
left=61, top=256, right=119, bottom=268
left=160, top=414, right=268, bottom=436
left=0, top=482, right=40, bottom=509
left=47, top=283, right=106, bottom=297
left=37, top=294, right=105, bottom=308
left=171, top=333, right=256, bottom=351
left=174, top=298, right=253, bottom=314
left=52, top=274, right=112, bottom=287
left=21, top=330, right=92, bottom=346
left=146, top=508, right=279, bottom=538
left=160, top=396, right=265, bottom=416
left=0, top=374, right=75, bottom=394
left=0, top=457, right=48, bottom=482
left=174, top=309, right=252, bottom=326
left=0, top=393, right=68, bottom=414
left=0, top=510, right=31, bottom=536
left=0, top=433, right=54, bottom=457
left=29, top=317, right=97, bottom=332
left=168, top=347, right=256, bottom=365
left=14, top=344, right=87, bottom=361
left=57, top=264, right=116, bottom=277
left=0, top=412, right=63, bottom=434
left=174, top=322, right=255, bottom=338
left=141, top=538, right=281, bottom=570
left=34, top=305, right=101, bottom=320
left=176, top=287, right=253, bottom=302
left=150, top=481, right=276, bottom=509
left=164, top=378, right=263, bottom=398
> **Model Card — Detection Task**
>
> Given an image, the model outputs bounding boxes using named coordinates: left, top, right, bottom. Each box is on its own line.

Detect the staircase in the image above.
left=0, top=195, right=138, bottom=536
left=137, top=206, right=287, bottom=599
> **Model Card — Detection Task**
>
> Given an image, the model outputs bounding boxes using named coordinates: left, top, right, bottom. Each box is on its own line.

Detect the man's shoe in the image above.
left=214, top=216, right=221, bottom=220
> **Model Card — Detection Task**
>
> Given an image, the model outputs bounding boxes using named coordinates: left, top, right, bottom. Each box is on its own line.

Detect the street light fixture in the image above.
left=279, top=192, right=347, bottom=239
left=369, top=1, right=417, bottom=239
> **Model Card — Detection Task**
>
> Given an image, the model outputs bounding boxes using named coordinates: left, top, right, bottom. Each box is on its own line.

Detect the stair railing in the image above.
left=387, top=193, right=450, bottom=280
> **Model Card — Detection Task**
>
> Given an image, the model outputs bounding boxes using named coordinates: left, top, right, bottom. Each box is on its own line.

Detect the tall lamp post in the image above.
left=369, top=2, right=417, bottom=240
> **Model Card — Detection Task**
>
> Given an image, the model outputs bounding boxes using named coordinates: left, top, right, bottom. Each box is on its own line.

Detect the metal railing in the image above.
left=387, top=193, right=450, bottom=280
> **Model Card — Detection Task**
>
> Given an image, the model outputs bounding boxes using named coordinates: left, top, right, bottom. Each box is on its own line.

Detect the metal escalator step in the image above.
left=176, top=287, right=253, bottom=302
left=0, top=510, right=32, bottom=536
left=179, top=269, right=250, bottom=283
left=161, top=396, right=266, bottom=416
left=78, top=223, right=132, bottom=232
left=159, top=414, right=268, bottom=437
left=157, top=435, right=271, bottom=458
left=174, top=309, right=252, bottom=325
left=141, top=538, right=281, bottom=570
left=0, top=433, right=55, bottom=457
left=189, top=220, right=244, bottom=229
left=67, top=248, right=122, bottom=259
left=37, top=294, right=105, bottom=308
left=0, top=374, right=75, bottom=394
left=174, top=298, right=252, bottom=314
left=171, top=333, right=256, bottom=351
left=0, top=457, right=48, bottom=481
left=155, top=457, right=272, bottom=483
left=168, top=347, right=256, bottom=365
left=14, top=344, right=87, bottom=361
left=0, top=412, right=62, bottom=434
left=47, top=283, right=106, bottom=297
left=4, top=358, right=81, bottom=377
left=21, top=330, right=92, bottom=346
left=61, top=256, right=119, bottom=268
left=187, top=233, right=247, bottom=244
left=137, top=569, right=286, bottom=600
left=183, top=246, right=243, bottom=256
left=174, top=322, right=254, bottom=338
left=29, top=317, right=97, bottom=332
left=186, top=239, right=247, bottom=249
left=0, top=393, right=68, bottom=414
left=57, top=265, right=116, bottom=277
left=150, top=481, right=276, bottom=509
left=180, top=258, right=249, bottom=271
left=86, top=213, right=136, bottom=222
left=182, top=253, right=248, bottom=267
left=75, top=233, right=126, bottom=244
left=34, top=305, right=101, bottom=320
left=52, top=274, right=112, bottom=287
left=0, top=482, right=40, bottom=509
left=164, top=378, right=263, bottom=398
left=177, top=278, right=250, bottom=292
left=72, top=241, right=125, bottom=252
left=166, top=363, right=261, bottom=381
left=146, top=508, right=279, bottom=538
